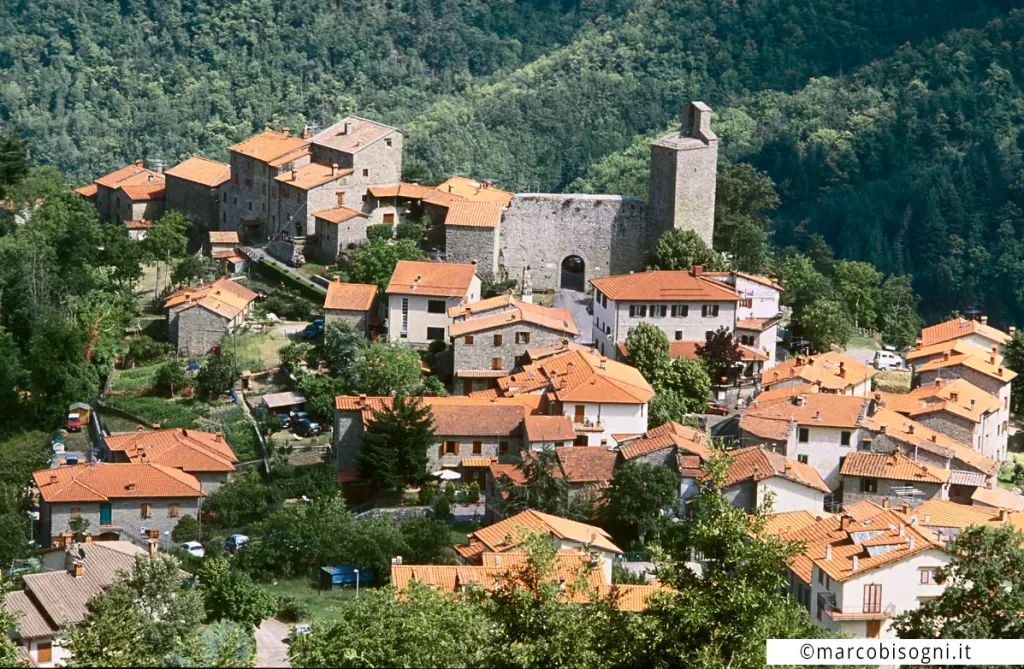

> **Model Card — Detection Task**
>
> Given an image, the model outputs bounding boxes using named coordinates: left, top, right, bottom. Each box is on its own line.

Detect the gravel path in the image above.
left=254, top=618, right=291, bottom=668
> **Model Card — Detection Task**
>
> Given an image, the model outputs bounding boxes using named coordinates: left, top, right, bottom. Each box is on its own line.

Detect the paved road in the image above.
left=553, top=289, right=593, bottom=345
left=242, top=245, right=326, bottom=295
left=841, top=347, right=879, bottom=367
left=254, top=618, right=291, bottom=668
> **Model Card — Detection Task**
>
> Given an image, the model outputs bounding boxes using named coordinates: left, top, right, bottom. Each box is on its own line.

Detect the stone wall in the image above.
left=267, top=240, right=303, bottom=266
left=325, top=309, right=369, bottom=336
left=914, top=413, right=976, bottom=448
left=840, top=476, right=944, bottom=507
left=446, top=226, right=500, bottom=278
left=118, top=197, right=165, bottom=224
left=176, top=305, right=229, bottom=355
left=317, top=214, right=370, bottom=262
left=452, top=321, right=565, bottom=374
left=166, top=175, right=219, bottom=232
left=44, top=497, right=201, bottom=547
left=723, top=481, right=756, bottom=510
left=497, top=194, right=647, bottom=291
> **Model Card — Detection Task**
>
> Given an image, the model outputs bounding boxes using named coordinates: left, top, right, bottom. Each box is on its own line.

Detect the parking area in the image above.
left=552, top=289, right=593, bottom=345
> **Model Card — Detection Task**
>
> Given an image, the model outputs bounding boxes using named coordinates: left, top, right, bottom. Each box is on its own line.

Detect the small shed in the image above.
left=68, top=402, right=92, bottom=425
left=319, top=566, right=375, bottom=590
left=260, top=391, right=307, bottom=416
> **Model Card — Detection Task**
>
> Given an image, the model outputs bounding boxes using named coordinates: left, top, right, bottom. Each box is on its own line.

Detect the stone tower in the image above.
left=647, top=101, right=719, bottom=247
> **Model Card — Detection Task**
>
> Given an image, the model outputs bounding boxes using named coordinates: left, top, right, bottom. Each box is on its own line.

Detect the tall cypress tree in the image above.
left=359, top=395, right=435, bottom=488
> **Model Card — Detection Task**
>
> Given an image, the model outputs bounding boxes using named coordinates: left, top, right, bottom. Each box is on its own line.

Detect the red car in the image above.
left=704, top=404, right=730, bottom=416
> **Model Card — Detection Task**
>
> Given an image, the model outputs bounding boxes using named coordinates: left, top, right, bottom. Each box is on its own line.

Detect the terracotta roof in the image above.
left=74, top=183, right=98, bottom=198
left=752, top=384, right=819, bottom=406
left=525, top=340, right=592, bottom=360
left=449, top=301, right=578, bottom=338
left=492, top=348, right=655, bottom=405
left=334, top=395, right=547, bottom=437
left=228, top=130, right=310, bottom=163
left=915, top=351, right=1017, bottom=384
left=34, top=463, right=203, bottom=502
left=385, top=260, right=478, bottom=297
left=273, top=161, right=352, bottom=191
left=311, top=117, right=397, bottom=154
left=905, top=338, right=979, bottom=362
left=422, top=190, right=466, bottom=208
left=920, top=317, right=1010, bottom=348
left=724, top=445, right=830, bottom=493
left=907, top=498, right=1005, bottom=531
left=736, top=317, right=781, bottom=331
left=268, top=148, right=311, bottom=168
left=94, top=164, right=157, bottom=188
left=523, top=415, right=576, bottom=442
left=184, top=293, right=246, bottom=320
left=839, top=450, right=949, bottom=485
left=589, top=271, right=742, bottom=302
left=466, top=509, right=622, bottom=555
left=616, top=421, right=712, bottom=461
left=10, top=542, right=149, bottom=632
left=743, top=394, right=868, bottom=430
left=761, top=510, right=828, bottom=537
left=862, top=407, right=998, bottom=477
left=105, top=428, right=237, bottom=474
left=907, top=378, right=1001, bottom=415
left=119, top=181, right=166, bottom=201
left=461, top=458, right=493, bottom=468
left=164, top=156, right=231, bottom=187
left=444, top=200, right=505, bottom=228
left=703, top=270, right=785, bottom=292
left=433, top=176, right=513, bottom=206
left=163, top=278, right=258, bottom=311
left=209, top=231, right=240, bottom=245
left=449, top=293, right=517, bottom=318
left=368, top=183, right=437, bottom=200
left=761, top=352, right=875, bottom=391
left=970, top=487, right=1024, bottom=512
left=324, top=281, right=377, bottom=312
left=596, top=583, right=666, bottom=611
left=124, top=220, right=153, bottom=230
left=555, top=447, right=617, bottom=484
left=314, top=206, right=368, bottom=224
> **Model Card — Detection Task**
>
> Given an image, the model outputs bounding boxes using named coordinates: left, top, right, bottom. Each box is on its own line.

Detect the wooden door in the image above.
left=383, top=213, right=395, bottom=224
left=463, top=379, right=473, bottom=395
left=863, top=584, right=882, bottom=614
left=574, top=405, right=585, bottom=422
left=37, top=642, right=52, bottom=663
left=866, top=621, right=882, bottom=639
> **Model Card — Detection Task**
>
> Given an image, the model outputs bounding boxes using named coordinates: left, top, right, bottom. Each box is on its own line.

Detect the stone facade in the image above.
left=42, top=497, right=201, bottom=547
left=840, top=475, right=946, bottom=508
left=453, top=321, right=566, bottom=375
left=446, top=225, right=500, bottom=278
left=175, top=305, right=231, bottom=356
left=317, top=212, right=371, bottom=262
left=325, top=308, right=370, bottom=336
left=165, top=174, right=219, bottom=232
left=117, top=194, right=164, bottom=224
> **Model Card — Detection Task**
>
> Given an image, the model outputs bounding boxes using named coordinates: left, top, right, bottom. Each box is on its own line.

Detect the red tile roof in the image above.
left=914, top=350, right=1017, bottom=384
left=209, top=231, right=240, bottom=245
left=433, top=176, right=513, bottom=206
left=444, top=201, right=504, bottom=228
left=724, top=445, right=830, bottom=493
left=971, top=487, right=1024, bottom=511
left=314, top=206, right=368, bottom=224
left=761, top=352, right=874, bottom=391
left=311, top=117, right=397, bottom=154
left=490, top=349, right=655, bottom=405
left=94, top=163, right=156, bottom=188
left=619, top=339, right=768, bottom=362
left=119, top=181, right=166, bottom=201
left=616, top=421, right=712, bottom=461
left=589, top=271, right=742, bottom=302
left=385, top=260, right=478, bottom=297
left=124, top=220, right=153, bottom=230
left=744, top=394, right=868, bottom=430
left=273, top=162, right=352, bottom=191
left=523, top=415, right=576, bottom=443
left=863, top=407, right=998, bottom=477
left=920, top=317, right=1010, bottom=348
left=164, top=156, right=231, bottom=187
left=34, top=463, right=203, bottom=503
left=368, top=183, right=438, bottom=200
left=448, top=301, right=578, bottom=337
left=324, top=281, right=377, bottom=312
left=555, top=447, right=617, bottom=484
left=466, top=510, right=622, bottom=555
left=104, top=428, right=237, bottom=474
left=839, top=450, right=949, bottom=485
left=74, top=183, right=98, bottom=198
left=228, top=130, right=310, bottom=163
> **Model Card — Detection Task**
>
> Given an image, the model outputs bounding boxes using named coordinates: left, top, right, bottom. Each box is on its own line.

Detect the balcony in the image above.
left=818, top=593, right=895, bottom=621
left=573, top=418, right=605, bottom=433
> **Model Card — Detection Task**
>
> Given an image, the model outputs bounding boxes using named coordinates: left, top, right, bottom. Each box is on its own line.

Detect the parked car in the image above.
left=223, top=534, right=249, bottom=552
left=252, top=288, right=269, bottom=300
left=181, top=541, right=205, bottom=558
left=295, top=419, right=322, bottom=438
left=303, top=318, right=325, bottom=339
left=64, top=454, right=79, bottom=466
left=872, top=350, right=905, bottom=370
left=704, top=404, right=730, bottom=416
left=66, top=413, right=82, bottom=432
left=286, top=624, right=312, bottom=643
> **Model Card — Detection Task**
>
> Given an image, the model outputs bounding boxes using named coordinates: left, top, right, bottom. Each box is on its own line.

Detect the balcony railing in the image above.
left=573, top=418, right=605, bottom=433
left=818, top=593, right=896, bottom=621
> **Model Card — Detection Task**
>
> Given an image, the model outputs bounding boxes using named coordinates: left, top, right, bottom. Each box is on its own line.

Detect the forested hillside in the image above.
left=0, top=0, right=1008, bottom=186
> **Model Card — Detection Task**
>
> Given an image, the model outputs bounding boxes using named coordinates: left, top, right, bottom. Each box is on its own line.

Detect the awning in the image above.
left=949, top=470, right=989, bottom=487
left=461, top=458, right=492, bottom=468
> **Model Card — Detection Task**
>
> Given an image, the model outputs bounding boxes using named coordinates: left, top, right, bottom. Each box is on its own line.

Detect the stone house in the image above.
left=761, top=351, right=876, bottom=397
left=970, top=486, right=1024, bottom=512
left=164, top=156, right=230, bottom=232
left=315, top=206, right=371, bottom=262
left=102, top=427, right=238, bottom=493
left=163, top=278, right=258, bottom=355
left=449, top=294, right=579, bottom=394
left=308, top=117, right=403, bottom=216
left=208, top=230, right=240, bottom=256
left=323, top=279, right=379, bottom=337
left=386, top=260, right=481, bottom=347
left=114, top=176, right=166, bottom=224
left=918, top=315, right=1011, bottom=354
left=124, top=219, right=153, bottom=241
left=470, top=345, right=655, bottom=446
left=908, top=497, right=1024, bottom=543
left=612, top=421, right=713, bottom=506
left=443, top=200, right=508, bottom=277
left=838, top=450, right=949, bottom=508
left=272, top=161, right=352, bottom=239
left=720, top=445, right=829, bottom=514
left=772, top=503, right=949, bottom=639
left=366, top=182, right=437, bottom=225
left=522, top=414, right=576, bottom=450
left=590, top=268, right=742, bottom=362
left=33, top=462, right=203, bottom=548
left=77, top=161, right=164, bottom=224
left=3, top=541, right=152, bottom=668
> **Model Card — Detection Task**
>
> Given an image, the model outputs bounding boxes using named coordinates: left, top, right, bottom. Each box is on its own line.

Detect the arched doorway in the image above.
left=561, top=255, right=585, bottom=292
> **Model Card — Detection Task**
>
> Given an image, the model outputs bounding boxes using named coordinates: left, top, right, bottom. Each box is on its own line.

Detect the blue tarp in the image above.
left=320, top=566, right=374, bottom=586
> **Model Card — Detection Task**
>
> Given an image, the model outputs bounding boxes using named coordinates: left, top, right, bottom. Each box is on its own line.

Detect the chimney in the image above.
left=148, top=536, right=159, bottom=558
left=943, top=351, right=950, bottom=361
left=126, top=482, right=137, bottom=492
left=990, top=355, right=997, bottom=365
left=950, top=392, right=959, bottom=403
left=934, top=378, right=942, bottom=387
left=909, top=536, right=915, bottom=550
left=331, top=163, right=338, bottom=176
left=282, top=127, right=290, bottom=135
left=566, top=362, right=575, bottom=374
left=840, top=365, right=847, bottom=379
left=930, top=434, right=937, bottom=442
left=992, top=345, right=999, bottom=355
left=825, top=544, right=832, bottom=560
left=840, top=515, right=852, bottom=531
left=916, top=341, right=922, bottom=350
left=1000, top=508, right=1009, bottom=522
left=302, top=126, right=312, bottom=139
left=813, top=410, right=822, bottom=421
left=599, top=357, right=607, bottom=370
left=907, top=424, right=914, bottom=435
left=902, top=502, right=911, bottom=515
left=49, top=474, right=57, bottom=485
left=899, top=524, right=905, bottom=536
left=215, top=431, right=223, bottom=442
left=925, top=512, right=931, bottom=523
left=999, top=367, right=1004, bottom=376
left=879, top=424, right=887, bottom=434
left=881, top=496, right=889, bottom=509
left=851, top=555, right=858, bottom=572
left=291, top=167, right=298, bottom=181
left=752, top=465, right=761, bottom=481
left=693, top=265, right=704, bottom=276
left=135, top=160, right=143, bottom=167
left=343, top=121, right=351, bottom=135
left=981, top=315, right=988, bottom=324
left=970, top=398, right=976, bottom=412
left=147, top=174, right=154, bottom=182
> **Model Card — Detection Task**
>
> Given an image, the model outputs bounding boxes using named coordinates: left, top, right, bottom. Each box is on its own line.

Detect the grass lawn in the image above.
left=210, top=406, right=262, bottom=462
left=263, top=577, right=359, bottom=624
left=108, top=365, right=161, bottom=393
left=102, top=395, right=211, bottom=429
left=873, top=370, right=912, bottom=394
left=297, top=261, right=329, bottom=279
left=997, top=451, right=1024, bottom=490
left=233, top=331, right=289, bottom=372
left=846, top=335, right=880, bottom=351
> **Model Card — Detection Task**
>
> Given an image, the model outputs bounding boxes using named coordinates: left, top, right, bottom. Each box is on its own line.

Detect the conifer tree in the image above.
left=358, top=395, right=435, bottom=488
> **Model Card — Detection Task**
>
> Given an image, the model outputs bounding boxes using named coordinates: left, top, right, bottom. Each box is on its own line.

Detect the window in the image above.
left=233, top=174, right=239, bottom=185
left=248, top=201, right=253, bottom=210
left=797, top=454, right=809, bottom=464
left=860, top=477, right=878, bottom=493
left=859, top=439, right=872, bottom=452
left=473, top=441, right=482, bottom=455
left=233, top=196, right=237, bottom=205
left=702, top=304, right=720, bottom=317
left=296, top=190, right=301, bottom=203
left=601, top=294, right=608, bottom=308
left=499, top=441, right=509, bottom=455
left=742, top=297, right=753, bottom=308
left=817, top=567, right=824, bottom=585
left=740, top=334, right=754, bottom=346
left=386, top=138, right=393, bottom=147
left=840, top=431, right=851, bottom=446
left=675, top=331, right=683, bottom=341
left=629, top=305, right=647, bottom=318
left=573, top=435, right=589, bottom=446
left=920, top=568, right=936, bottom=585
left=492, top=357, right=503, bottom=370
left=222, top=212, right=226, bottom=223
left=798, top=428, right=809, bottom=443
left=222, top=192, right=227, bottom=202
left=671, top=305, right=689, bottom=317
left=574, top=405, right=585, bottom=422
left=493, top=334, right=503, bottom=346
left=37, top=642, right=52, bottom=664
left=427, top=300, right=446, bottom=314
left=426, top=327, right=445, bottom=341
left=245, top=178, right=252, bottom=187
left=141, top=503, right=151, bottom=519
left=383, top=213, right=395, bottom=224
left=363, top=169, right=369, bottom=177
left=362, top=193, right=367, bottom=202
left=169, top=503, right=180, bottom=518
left=443, top=441, right=459, bottom=455
left=863, top=584, right=882, bottom=614
left=465, top=335, right=475, bottom=345
left=71, top=508, right=81, bottom=518
left=516, top=332, right=531, bottom=344
left=400, top=298, right=409, bottom=336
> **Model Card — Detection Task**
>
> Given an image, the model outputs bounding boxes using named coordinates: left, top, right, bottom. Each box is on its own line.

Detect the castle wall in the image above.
left=446, top=225, right=500, bottom=278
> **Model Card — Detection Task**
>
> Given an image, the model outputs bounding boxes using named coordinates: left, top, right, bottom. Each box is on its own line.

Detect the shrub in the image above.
left=154, top=360, right=188, bottom=397
left=432, top=493, right=452, bottom=522
left=466, top=482, right=480, bottom=504
left=261, top=290, right=315, bottom=321
left=417, top=485, right=436, bottom=506
left=366, top=223, right=393, bottom=243
left=128, top=335, right=170, bottom=366
left=172, top=514, right=200, bottom=542
left=444, top=482, right=456, bottom=503
left=276, top=595, right=313, bottom=623
left=395, top=220, right=426, bottom=242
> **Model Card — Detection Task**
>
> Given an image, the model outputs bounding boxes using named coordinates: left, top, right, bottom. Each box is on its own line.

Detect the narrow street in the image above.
left=552, top=289, right=594, bottom=346
left=240, top=245, right=326, bottom=295
left=254, top=618, right=291, bottom=668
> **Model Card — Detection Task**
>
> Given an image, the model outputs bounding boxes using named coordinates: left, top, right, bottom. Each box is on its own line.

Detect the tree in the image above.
left=694, top=327, right=743, bottom=384
left=349, top=341, right=422, bottom=396
left=0, top=129, right=29, bottom=200
left=196, top=352, right=238, bottom=400
left=661, top=357, right=711, bottom=410
left=279, top=341, right=316, bottom=375
left=128, top=335, right=169, bottom=366
left=197, top=556, right=277, bottom=627
left=496, top=449, right=576, bottom=519
left=0, top=511, right=30, bottom=571
left=832, top=260, right=882, bottom=330
left=648, top=229, right=728, bottom=272
left=154, top=360, right=188, bottom=397
left=68, top=515, right=91, bottom=539
left=623, top=322, right=671, bottom=387
left=348, top=239, right=424, bottom=292
left=144, top=211, right=190, bottom=261
left=796, top=297, right=853, bottom=352
left=172, top=514, right=200, bottom=543
left=1005, top=330, right=1024, bottom=414
left=296, top=374, right=348, bottom=423
left=774, top=252, right=834, bottom=312
left=893, top=525, right=1024, bottom=639
left=396, top=219, right=427, bottom=242
left=648, top=390, right=693, bottom=429
left=0, top=584, right=24, bottom=667
left=171, top=620, right=256, bottom=668
left=877, top=274, right=925, bottom=349
left=318, top=321, right=363, bottom=377
left=0, top=329, right=27, bottom=437
left=602, top=461, right=679, bottom=546
left=359, top=395, right=436, bottom=488
left=713, top=159, right=779, bottom=273
left=99, top=224, right=146, bottom=292
left=172, top=255, right=221, bottom=285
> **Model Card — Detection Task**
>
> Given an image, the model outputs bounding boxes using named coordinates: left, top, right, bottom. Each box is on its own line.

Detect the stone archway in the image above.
left=561, top=255, right=586, bottom=292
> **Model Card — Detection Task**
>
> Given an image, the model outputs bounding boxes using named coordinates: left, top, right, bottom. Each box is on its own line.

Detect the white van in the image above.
left=873, top=350, right=904, bottom=370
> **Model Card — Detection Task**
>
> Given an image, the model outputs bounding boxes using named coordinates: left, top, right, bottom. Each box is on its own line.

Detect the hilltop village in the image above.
left=3, top=101, right=1023, bottom=666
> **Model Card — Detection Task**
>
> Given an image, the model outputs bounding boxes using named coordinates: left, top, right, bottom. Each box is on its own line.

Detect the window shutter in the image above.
left=454, top=442, right=460, bottom=455
left=701, top=305, right=708, bottom=317
left=629, top=305, right=635, bottom=317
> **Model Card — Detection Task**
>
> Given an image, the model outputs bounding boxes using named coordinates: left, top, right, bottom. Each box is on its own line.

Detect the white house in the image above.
left=386, top=260, right=481, bottom=346
left=776, top=502, right=949, bottom=639
left=721, top=445, right=829, bottom=513
left=705, top=271, right=784, bottom=367
left=470, top=345, right=655, bottom=446
left=761, top=351, right=876, bottom=397
left=918, top=315, right=1011, bottom=355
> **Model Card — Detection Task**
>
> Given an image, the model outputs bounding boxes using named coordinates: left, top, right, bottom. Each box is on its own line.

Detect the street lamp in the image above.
left=354, top=569, right=360, bottom=598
